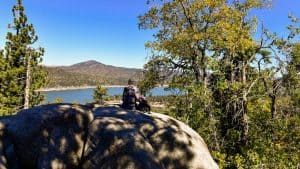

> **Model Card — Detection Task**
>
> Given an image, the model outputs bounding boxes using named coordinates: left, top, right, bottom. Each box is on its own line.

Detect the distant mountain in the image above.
left=45, top=60, right=142, bottom=88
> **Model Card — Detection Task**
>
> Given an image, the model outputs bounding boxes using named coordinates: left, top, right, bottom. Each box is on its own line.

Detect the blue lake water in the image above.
left=42, top=87, right=176, bottom=104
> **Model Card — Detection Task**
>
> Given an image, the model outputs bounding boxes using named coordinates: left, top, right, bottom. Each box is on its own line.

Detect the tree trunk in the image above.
left=241, top=62, right=248, bottom=145
left=24, top=52, right=31, bottom=109
left=203, top=68, right=208, bottom=88
left=209, top=113, right=220, bottom=151
left=242, top=62, right=246, bottom=83
left=241, top=96, right=249, bottom=145
left=192, top=64, right=200, bottom=84
left=271, top=95, right=277, bottom=119
left=201, top=49, right=208, bottom=88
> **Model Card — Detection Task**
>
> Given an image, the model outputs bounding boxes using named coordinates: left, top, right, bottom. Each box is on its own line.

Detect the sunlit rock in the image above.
left=0, top=104, right=218, bottom=169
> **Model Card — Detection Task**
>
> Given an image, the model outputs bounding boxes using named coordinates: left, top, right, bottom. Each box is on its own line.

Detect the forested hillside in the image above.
left=45, top=60, right=142, bottom=87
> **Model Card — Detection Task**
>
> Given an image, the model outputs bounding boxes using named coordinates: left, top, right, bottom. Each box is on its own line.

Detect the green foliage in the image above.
left=53, top=97, right=64, bottom=104
left=0, top=0, right=46, bottom=115
left=93, top=85, right=108, bottom=104
left=140, top=0, right=300, bottom=168
left=285, top=43, right=300, bottom=110
left=0, top=51, right=12, bottom=116
left=138, top=60, right=162, bottom=95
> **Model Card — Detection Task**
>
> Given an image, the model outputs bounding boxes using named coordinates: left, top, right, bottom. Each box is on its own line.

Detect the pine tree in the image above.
left=0, top=50, right=8, bottom=115
left=93, top=85, right=108, bottom=104
left=0, top=0, right=46, bottom=115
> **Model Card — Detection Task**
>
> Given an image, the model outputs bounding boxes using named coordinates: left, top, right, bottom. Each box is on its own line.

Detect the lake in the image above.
left=42, top=87, right=176, bottom=104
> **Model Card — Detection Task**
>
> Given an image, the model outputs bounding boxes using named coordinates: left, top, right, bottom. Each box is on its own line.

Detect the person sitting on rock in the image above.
left=122, top=79, right=139, bottom=110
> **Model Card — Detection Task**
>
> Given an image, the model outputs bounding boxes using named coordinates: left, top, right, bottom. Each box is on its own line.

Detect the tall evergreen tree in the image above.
left=0, top=50, right=7, bottom=115
left=0, top=0, right=46, bottom=115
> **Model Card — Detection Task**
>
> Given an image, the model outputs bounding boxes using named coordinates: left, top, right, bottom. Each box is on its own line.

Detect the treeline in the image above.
left=0, top=0, right=46, bottom=115
left=138, top=0, right=299, bottom=168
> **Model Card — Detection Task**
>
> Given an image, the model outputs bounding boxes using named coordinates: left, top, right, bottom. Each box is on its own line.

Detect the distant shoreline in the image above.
left=37, top=84, right=168, bottom=92
left=37, top=85, right=126, bottom=92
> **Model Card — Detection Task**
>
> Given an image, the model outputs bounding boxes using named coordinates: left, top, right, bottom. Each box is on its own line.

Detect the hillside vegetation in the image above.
left=45, top=60, right=142, bottom=87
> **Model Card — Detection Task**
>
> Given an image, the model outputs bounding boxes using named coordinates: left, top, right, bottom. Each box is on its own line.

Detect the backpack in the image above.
left=123, top=86, right=136, bottom=108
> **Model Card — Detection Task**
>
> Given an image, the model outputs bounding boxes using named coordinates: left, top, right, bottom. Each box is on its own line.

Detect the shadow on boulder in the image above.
left=0, top=104, right=218, bottom=169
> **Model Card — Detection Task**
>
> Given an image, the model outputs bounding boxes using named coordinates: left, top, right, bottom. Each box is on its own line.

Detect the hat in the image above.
left=128, top=79, right=134, bottom=85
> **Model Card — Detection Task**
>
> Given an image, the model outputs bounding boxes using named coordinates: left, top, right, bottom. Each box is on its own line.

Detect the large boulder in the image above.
left=0, top=104, right=218, bottom=169
left=0, top=104, right=93, bottom=169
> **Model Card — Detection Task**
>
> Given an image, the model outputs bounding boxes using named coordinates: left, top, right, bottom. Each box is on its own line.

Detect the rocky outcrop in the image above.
left=0, top=104, right=218, bottom=169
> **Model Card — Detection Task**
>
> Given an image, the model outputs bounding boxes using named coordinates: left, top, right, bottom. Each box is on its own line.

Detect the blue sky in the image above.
left=0, top=0, right=299, bottom=68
